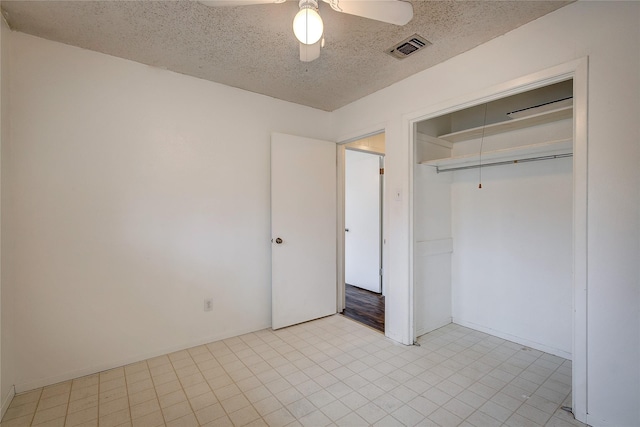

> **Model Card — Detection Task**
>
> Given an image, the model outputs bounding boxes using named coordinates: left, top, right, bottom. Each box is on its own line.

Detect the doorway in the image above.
left=340, top=133, right=385, bottom=332
left=407, top=59, right=588, bottom=423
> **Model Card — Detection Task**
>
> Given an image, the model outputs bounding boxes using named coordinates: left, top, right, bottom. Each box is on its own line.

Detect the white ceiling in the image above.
left=1, top=0, right=572, bottom=111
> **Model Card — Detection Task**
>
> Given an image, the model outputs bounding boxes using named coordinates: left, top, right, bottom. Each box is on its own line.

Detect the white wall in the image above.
left=451, top=157, right=573, bottom=358
left=0, top=14, right=14, bottom=417
left=4, top=32, right=334, bottom=391
left=334, top=2, right=640, bottom=426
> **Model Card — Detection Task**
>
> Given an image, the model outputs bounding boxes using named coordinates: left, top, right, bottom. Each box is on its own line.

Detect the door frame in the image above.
left=337, top=131, right=386, bottom=314
left=406, top=58, right=589, bottom=423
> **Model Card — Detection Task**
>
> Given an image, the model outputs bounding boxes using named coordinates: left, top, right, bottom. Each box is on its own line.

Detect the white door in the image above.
left=345, top=150, right=382, bottom=293
left=271, top=132, right=337, bottom=330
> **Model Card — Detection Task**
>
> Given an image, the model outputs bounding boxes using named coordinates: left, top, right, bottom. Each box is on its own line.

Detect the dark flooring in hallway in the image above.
left=342, top=284, right=384, bottom=332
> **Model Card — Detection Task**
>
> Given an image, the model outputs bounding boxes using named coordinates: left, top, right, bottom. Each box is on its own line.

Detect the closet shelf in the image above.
left=438, top=105, right=573, bottom=143
left=420, top=139, right=572, bottom=172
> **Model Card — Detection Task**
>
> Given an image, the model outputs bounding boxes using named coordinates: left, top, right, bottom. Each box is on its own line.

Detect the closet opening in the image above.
left=412, top=77, right=580, bottom=415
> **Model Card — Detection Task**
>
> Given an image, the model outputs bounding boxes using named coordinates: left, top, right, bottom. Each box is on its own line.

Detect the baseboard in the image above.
left=453, top=318, right=572, bottom=360
left=1, top=385, right=16, bottom=419
left=15, top=322, right=271, bottom=393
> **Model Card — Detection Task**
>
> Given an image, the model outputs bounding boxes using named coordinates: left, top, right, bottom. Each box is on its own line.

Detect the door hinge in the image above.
left=379, top=268, right=383, bottom=276
left=380, top=168, right=384, bottom=175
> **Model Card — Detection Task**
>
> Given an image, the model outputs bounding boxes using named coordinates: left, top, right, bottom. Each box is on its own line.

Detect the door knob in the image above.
left=275, top=238, right=283, bottom=244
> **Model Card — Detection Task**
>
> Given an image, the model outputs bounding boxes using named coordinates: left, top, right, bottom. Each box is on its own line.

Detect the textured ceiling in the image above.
left=1, top=0, right=572, bottom=111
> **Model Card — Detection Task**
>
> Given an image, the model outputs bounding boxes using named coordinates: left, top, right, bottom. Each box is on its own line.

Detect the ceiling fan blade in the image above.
left=300, top=41, right=321, bottom=62
left=323, top=0, right=413, bottom=26
left=199, top=0, right=284, bottom=7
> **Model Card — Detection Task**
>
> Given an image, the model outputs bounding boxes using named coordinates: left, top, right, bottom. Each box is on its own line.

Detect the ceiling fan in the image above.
left=199, top=0, right=414, bottom=62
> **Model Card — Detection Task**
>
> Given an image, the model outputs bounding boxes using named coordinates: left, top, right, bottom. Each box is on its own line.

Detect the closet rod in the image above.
left=436, top=153, right=573, bottom=173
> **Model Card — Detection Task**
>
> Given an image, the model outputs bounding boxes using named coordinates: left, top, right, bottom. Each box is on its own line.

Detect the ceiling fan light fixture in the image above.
left=293, top=0, right=323, bottom=45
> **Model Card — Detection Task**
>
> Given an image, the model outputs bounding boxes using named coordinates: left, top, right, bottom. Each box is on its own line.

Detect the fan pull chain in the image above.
left=478, top=103, right=488, bottom=189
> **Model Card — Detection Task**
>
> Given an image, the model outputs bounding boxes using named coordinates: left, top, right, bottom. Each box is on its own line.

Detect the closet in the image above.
left=413, top=80, right=574, bottom=358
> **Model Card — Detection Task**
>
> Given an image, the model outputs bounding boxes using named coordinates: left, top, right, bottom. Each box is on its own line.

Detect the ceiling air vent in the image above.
left=386, top=34, right=431, bottom=60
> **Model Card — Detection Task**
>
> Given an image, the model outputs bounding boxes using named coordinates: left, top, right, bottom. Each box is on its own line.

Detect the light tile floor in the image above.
left=1, top=315, right=587, bottom=427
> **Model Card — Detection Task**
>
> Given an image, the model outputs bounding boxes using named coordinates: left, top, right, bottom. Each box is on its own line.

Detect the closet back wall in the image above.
left=451, top=157, right=573, bottom=357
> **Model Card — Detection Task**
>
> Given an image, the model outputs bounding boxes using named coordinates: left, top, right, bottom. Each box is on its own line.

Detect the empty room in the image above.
left=0, top=1, right=638, bottom=427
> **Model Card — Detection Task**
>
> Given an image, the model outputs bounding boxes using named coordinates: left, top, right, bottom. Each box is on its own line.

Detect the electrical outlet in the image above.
left=204, top=298, right=213, bottom=312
